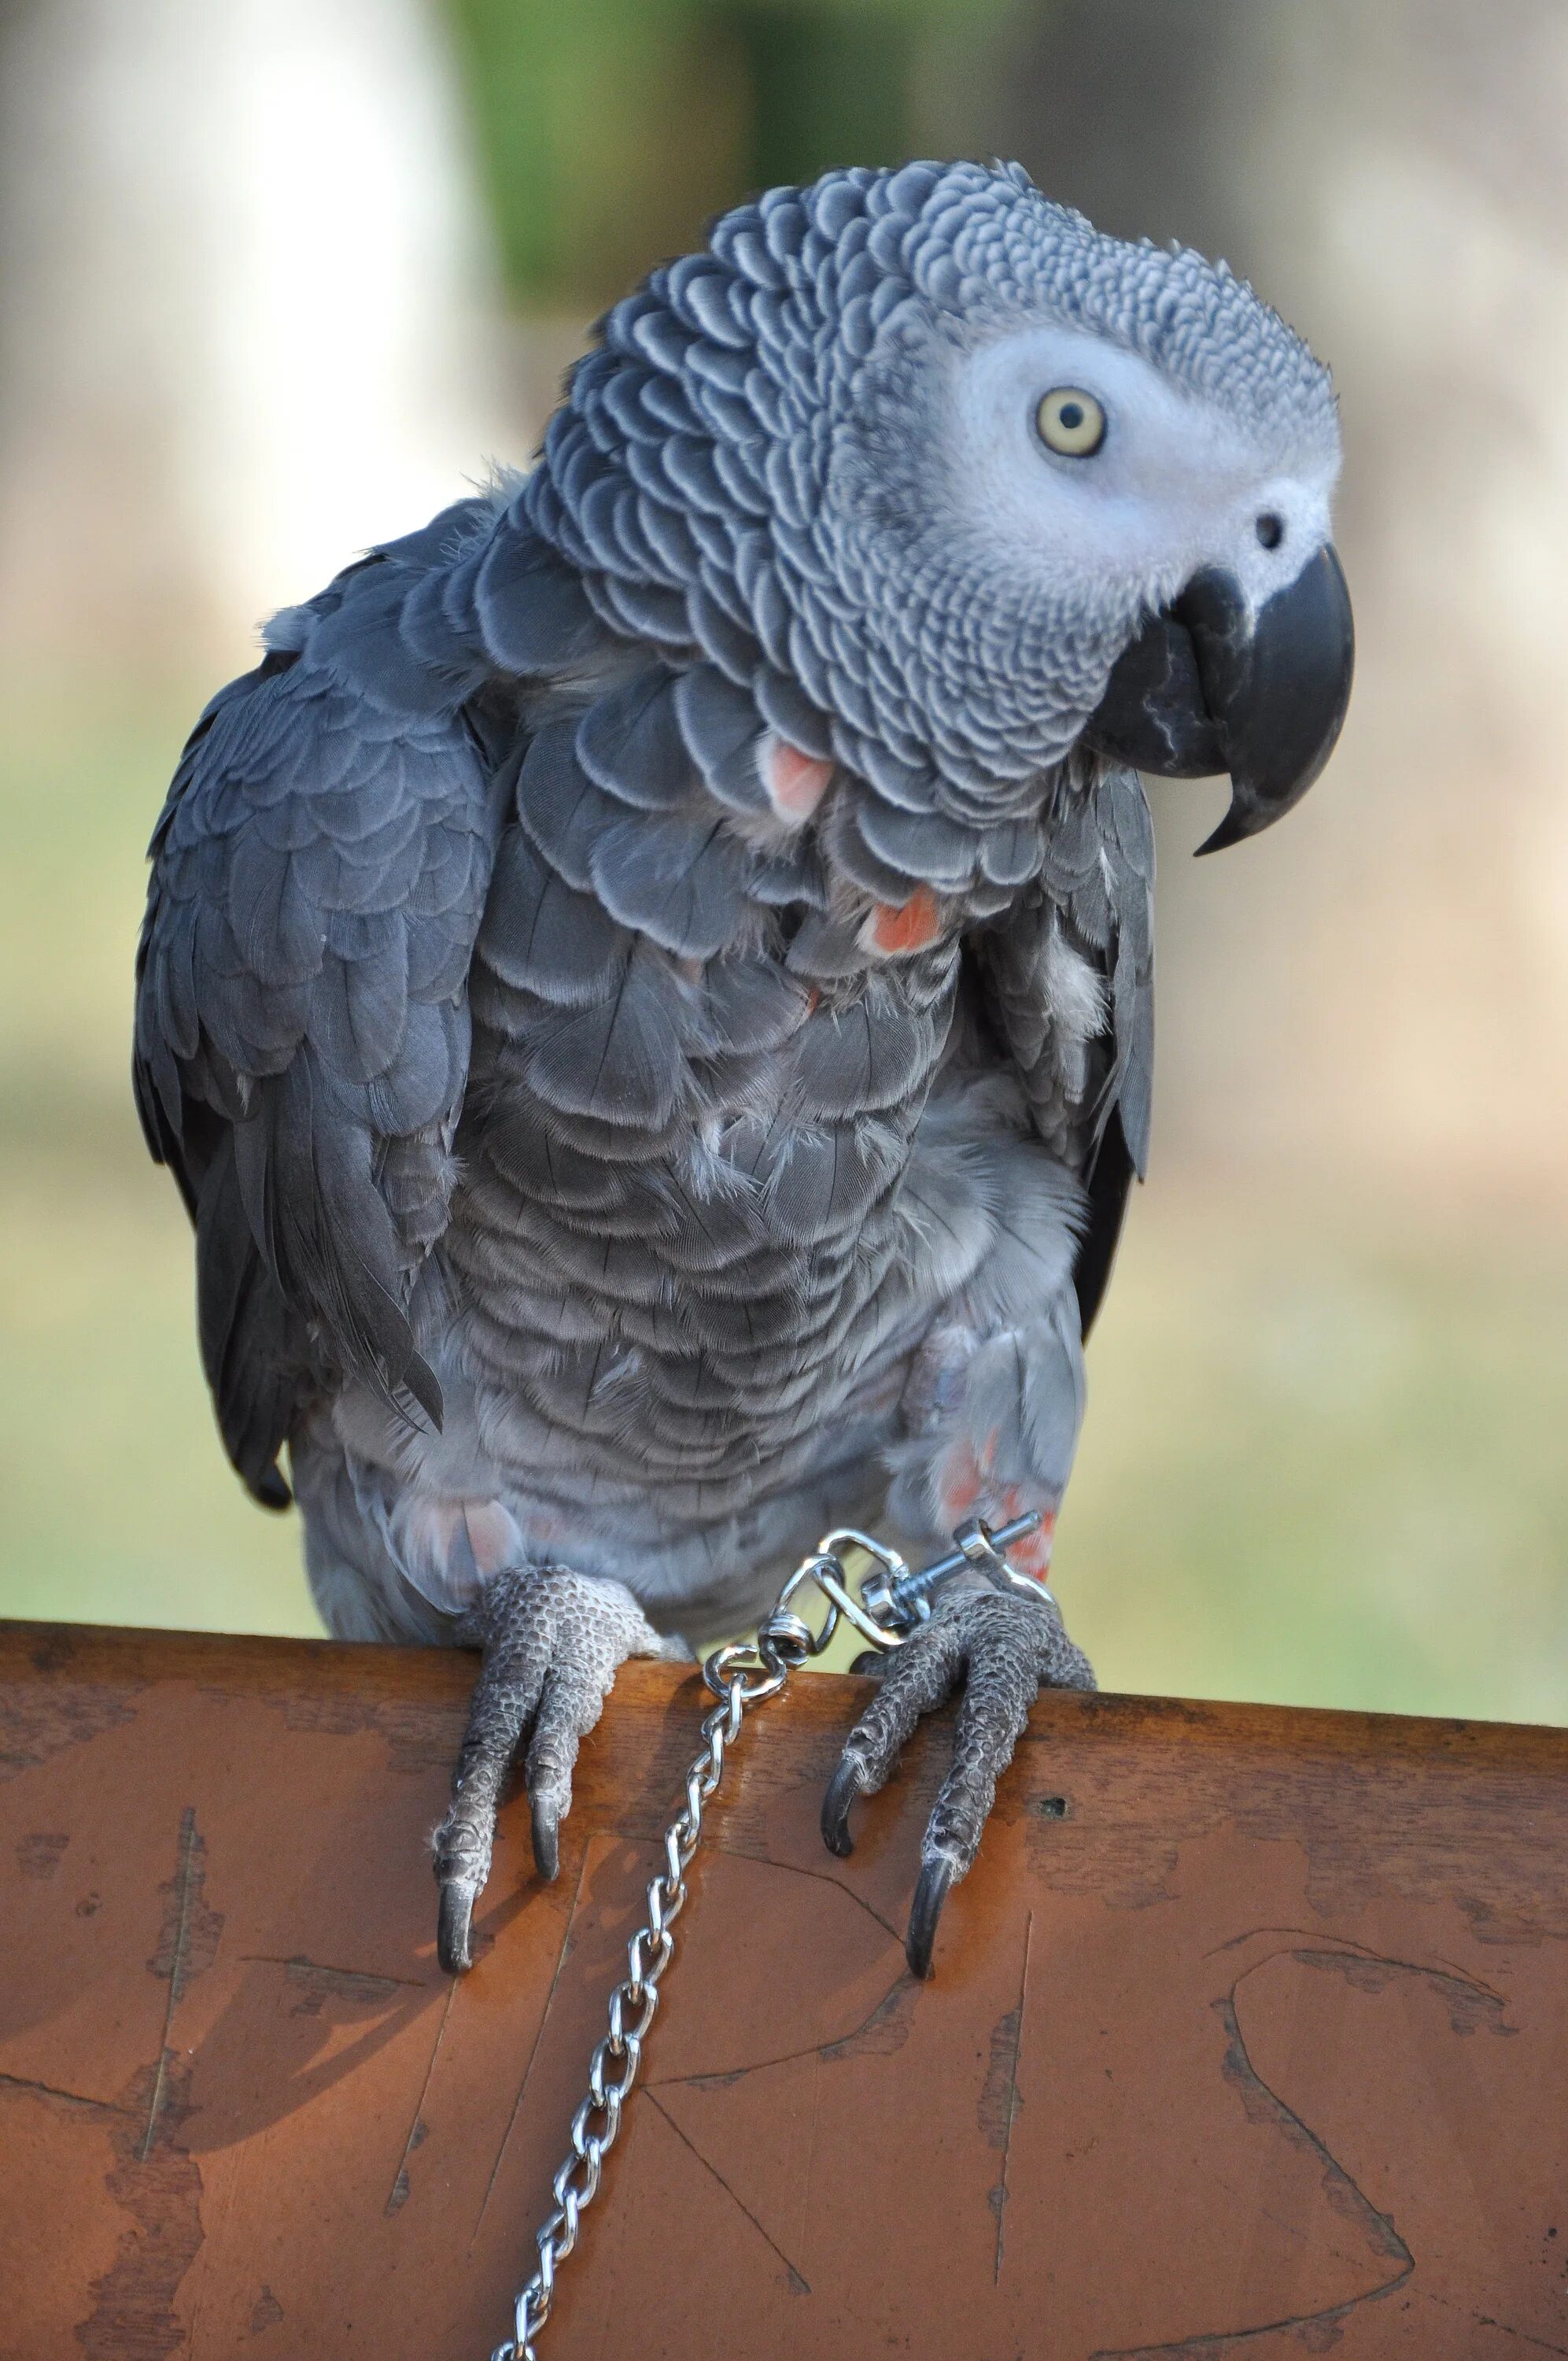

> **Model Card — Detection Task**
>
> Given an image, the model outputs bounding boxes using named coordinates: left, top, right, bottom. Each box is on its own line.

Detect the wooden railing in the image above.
left=2, top=1619, right=1565, bottom=2356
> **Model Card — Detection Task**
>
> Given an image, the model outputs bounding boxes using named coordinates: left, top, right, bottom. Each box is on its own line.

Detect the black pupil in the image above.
left=1256, top=512, right=1284, bottom=549
left=1058, top=401, right=1084, bottom=430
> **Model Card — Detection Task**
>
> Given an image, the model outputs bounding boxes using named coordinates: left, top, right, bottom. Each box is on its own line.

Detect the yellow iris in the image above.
left=1036, top=386, right=1106, bottom=456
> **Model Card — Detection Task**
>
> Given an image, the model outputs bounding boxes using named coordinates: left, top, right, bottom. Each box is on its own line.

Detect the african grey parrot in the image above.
left=135, top=161, right=1352, bottom=1980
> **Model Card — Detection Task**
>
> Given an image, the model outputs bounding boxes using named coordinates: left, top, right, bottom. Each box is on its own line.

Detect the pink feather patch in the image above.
left=860, top=886, right=943, bottom=957
left=760, top=733, right=833, bottom=822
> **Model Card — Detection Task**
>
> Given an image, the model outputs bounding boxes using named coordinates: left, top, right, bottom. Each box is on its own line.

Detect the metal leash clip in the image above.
left=858, top=1509, right=1051, bottom=1631
left=493, top=1506, right=1047, bottom=2361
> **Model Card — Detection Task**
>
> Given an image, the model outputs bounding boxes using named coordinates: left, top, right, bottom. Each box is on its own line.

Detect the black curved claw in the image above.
left=530, top=1794, right=562, bottom=1883
left=437, top=1879, right=477, bottom=1976
left=821, top=1756, right=865, bottom=1858
left=906, top=1856, right=957, bottom=1981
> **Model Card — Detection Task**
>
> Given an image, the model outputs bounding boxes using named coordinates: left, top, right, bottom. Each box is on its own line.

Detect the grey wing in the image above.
left=969, top=763, right=1154, bottom=1336
left=133, top=498, right=545, bottom=1504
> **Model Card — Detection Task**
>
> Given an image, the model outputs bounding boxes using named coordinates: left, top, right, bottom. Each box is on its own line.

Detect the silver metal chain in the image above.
left=489, top=1513, right=1044, bottom=2361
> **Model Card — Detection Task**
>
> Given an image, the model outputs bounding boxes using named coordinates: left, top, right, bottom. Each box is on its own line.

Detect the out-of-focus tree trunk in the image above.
left=0, top=0, right=507, bottom=672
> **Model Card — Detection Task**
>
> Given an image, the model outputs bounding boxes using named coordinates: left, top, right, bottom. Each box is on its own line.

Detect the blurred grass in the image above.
left=2, top=681, right=1565, bottom=1723
left=1067, top=1194, right=1568, bottom=1724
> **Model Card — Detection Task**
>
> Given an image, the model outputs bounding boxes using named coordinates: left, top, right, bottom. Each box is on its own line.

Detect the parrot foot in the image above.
left=432, top=1563, right=685, bottom=1975
left=821, top=1583, right=1095, bottom=1979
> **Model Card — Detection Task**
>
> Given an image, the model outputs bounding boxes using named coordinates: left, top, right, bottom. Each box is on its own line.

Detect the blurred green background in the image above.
left=2, top=0, right=1566, bottom=1722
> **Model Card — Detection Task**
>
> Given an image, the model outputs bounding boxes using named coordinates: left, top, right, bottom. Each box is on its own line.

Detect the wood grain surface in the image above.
left=2, top=1618, right=1566, bottom=2359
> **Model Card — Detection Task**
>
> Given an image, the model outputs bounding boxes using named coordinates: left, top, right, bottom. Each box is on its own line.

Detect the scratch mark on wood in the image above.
left=1089, top=1947, right=1416, bottom=2359
left=79, top=2053, right=205, bottom=2359
left=983, top=1908, right=1032, bottom=2285
left=1205, top=1934, right=1512, bottom=2048
left=1202, top=1924, right=1507, bottom=2005
left=710, top=1842, right=903, bottom=1945
left=0, top=2069, right=127, bottom=2115
left=244, top=1950, right=426, bottom=1986
left=140, top=1805, right=220, bottom=2165
left=1417, top=2285, right=1568, bottom=2355
left=642, top=2089, right=810, bottom=2294
left=799, top=2020, right=825, bottom=2286
left=1290, top=1945, right=1512, bottom=2038
left=820, top=1973, right=921, bottom=2065
left=242, top=1953, right=426, bottom=2015
left=474, top=1852, right=592, bottom=2241
left=386, top=1976, right=459, bottom=2217
left=653, top=1965, right=919, bottom=2093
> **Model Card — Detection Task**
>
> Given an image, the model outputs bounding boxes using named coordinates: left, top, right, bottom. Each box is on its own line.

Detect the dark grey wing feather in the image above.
left=192, top=1119, right=299, bottom=1509
left=970, top=763, right=1154, bottom=1336
left=135, top=508, right=512, bottom=1502
left=1069, top=1117, right=1137, bottom=1342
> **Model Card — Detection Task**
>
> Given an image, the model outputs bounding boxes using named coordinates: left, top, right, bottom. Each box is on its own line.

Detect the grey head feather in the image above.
left=522, top=158, right=1336, bottom=838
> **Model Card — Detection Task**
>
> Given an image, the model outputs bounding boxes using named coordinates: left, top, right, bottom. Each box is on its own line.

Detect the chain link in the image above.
left=488, top=1608, right=822, bottom=2361
left=485, top=1511, right=1039, bottom=2359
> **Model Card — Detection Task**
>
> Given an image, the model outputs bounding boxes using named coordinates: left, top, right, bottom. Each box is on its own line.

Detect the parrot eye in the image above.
left=1035, top=387, right=1106, bottom=458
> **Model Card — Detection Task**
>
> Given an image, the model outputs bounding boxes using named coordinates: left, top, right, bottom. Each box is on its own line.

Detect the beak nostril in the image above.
left=1256, top=512, right=1284, bottom=550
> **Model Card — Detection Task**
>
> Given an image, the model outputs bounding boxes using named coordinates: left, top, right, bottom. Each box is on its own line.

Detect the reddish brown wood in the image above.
left=2, top=1618, right=1566, bottom=2359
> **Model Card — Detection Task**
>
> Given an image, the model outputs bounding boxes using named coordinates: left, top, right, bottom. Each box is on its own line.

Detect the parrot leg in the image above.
left=432, top=1563, right=687, bottom=1974
left=821, top=1583, right=1095, bottom=1979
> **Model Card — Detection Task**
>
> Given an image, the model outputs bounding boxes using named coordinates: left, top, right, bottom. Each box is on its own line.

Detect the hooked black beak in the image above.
left=1083, top=544, right=1354, bottom=854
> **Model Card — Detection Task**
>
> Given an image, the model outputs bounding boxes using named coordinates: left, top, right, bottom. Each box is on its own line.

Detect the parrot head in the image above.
left=531, top=159, right=1352, bottom=852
